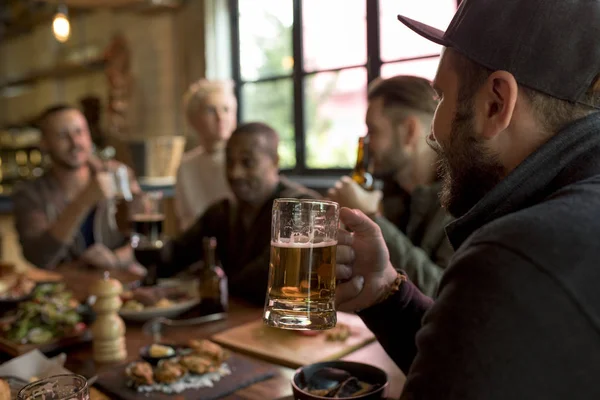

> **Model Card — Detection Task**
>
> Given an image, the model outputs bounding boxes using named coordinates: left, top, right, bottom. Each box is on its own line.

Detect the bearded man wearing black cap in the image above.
left=332, top=0, right=600, bottom=398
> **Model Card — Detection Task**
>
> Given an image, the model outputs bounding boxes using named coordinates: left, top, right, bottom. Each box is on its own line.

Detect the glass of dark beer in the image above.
left=264, top=198, right=340, bottom=330
left=129, top=191, right=165, bottom=286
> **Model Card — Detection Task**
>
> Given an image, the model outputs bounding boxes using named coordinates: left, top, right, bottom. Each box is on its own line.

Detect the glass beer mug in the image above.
left=17, top=374, right=89, bottom=400
left=263, top=198, right=340, bottom=330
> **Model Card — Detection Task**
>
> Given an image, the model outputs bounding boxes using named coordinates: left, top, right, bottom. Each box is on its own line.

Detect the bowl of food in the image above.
left=0, top=282, right=87, bottom=346
left=292, top=361, right=388, bottom=400
left=119, top=281, right=200, bottom=322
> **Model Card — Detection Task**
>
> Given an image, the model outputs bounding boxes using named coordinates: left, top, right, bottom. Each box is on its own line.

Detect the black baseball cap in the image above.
left=397, top=0, right=600, bottom=108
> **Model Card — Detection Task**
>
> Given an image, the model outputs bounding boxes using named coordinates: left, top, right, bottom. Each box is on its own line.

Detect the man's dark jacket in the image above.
left=360, top=113, right=600, bottom=399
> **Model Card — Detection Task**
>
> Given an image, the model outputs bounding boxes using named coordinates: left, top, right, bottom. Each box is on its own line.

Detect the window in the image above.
left=231, top=0, right=458, bottom=172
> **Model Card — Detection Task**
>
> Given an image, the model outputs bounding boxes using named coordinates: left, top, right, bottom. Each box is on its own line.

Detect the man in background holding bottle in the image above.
left=159, top=122, right=320, bottom=305
left=328, top=76, right=452, bottom=297
left=12, top=104, right=142, bottom=273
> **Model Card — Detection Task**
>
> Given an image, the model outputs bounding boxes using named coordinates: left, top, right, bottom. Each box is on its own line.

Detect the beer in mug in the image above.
left=263, top=199, right=340, bottom=330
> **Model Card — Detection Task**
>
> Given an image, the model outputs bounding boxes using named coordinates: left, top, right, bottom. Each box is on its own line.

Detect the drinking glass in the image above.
left=129, top=191, right=165, bottom=286
left=263, top=198, right=340, bottom=330
left=17, top=374, right=89, bottom=400
left=110, top=164, right=133, bottom=201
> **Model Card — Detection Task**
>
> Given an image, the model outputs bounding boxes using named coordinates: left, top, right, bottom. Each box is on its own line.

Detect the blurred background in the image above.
left=0, top=0, right=457, bottom=266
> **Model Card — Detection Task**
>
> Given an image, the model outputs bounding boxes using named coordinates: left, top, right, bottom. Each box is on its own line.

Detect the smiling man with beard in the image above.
left=158, top=122, right=320, bottom=304
left=330, top=0, right=600, bottom=399
left=12, top=104, right=141, bottom=271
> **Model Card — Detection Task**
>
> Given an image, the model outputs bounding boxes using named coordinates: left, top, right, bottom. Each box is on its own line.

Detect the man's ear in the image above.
left=477, top=70, right=518, bottom=140
left=401, top=116, right=422, bottom=151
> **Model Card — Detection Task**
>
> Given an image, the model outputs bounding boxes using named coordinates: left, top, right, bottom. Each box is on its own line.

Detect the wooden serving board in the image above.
left=211, top=312, right=376, bottom=369
left=95, top=353, right=277, bottom=400
left=0, top=330, right=92, bottom=357
left=24, top=267, right=62, bottom=282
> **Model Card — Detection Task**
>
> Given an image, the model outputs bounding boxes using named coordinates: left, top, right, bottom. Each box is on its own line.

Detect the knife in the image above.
left=142, top=312, right=228, bottom=342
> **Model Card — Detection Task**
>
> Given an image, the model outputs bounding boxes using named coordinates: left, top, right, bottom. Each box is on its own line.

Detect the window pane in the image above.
left=238, top=0, right=294, bottom=81
left=379, top=0, right=456, bottom=62
left=241, top=79, right=296, bottom=168
left=302, top=0, right=367, bottom=72
left=305, top=68, right=367, bottom=169
left=381, top=58, right=441, bottom=81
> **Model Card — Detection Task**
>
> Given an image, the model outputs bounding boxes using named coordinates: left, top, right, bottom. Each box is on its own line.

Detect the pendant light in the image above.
left=52, top=3, right=70, bottom=43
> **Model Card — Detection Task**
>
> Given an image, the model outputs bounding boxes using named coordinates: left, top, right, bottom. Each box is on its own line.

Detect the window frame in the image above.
left=229, top=0, right=460, bottom=175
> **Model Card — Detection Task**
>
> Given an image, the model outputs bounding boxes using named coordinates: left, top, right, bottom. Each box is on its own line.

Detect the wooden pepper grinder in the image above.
left=90, top=271, right=127, bottom=363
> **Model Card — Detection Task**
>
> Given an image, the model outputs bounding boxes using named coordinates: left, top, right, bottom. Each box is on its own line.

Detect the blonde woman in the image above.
left=175, top=80, right=237, bottom=231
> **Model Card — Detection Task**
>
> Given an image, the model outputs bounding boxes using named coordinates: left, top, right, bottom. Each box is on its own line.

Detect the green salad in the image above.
left=2, top=283, right=85, bottom=344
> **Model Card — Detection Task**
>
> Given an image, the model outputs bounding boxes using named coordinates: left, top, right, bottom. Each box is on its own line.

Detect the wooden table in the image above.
left=34, top=266, right=406, bottom=399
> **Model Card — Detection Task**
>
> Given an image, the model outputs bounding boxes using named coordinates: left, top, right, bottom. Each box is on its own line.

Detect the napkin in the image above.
left=0, top=350, right=71, bottom=381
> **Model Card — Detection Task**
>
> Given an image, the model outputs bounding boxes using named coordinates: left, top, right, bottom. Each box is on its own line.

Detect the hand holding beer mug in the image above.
left=264, top=199, right=340, bottom=330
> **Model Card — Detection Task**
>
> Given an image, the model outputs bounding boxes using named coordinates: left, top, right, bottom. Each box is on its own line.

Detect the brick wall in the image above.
left=0, top=2, right=208, bottom=139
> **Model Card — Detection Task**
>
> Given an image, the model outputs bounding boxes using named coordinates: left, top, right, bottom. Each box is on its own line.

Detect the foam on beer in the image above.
left=131, top=213, right=165, bottom=221
left=271, top=239, right=337, bottom=248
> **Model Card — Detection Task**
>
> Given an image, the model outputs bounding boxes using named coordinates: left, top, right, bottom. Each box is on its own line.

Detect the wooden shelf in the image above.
left=0, top=56, right=106, bottom=90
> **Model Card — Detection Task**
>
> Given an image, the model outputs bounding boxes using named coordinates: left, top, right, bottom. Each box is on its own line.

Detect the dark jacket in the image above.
left=160, top=176, right=321, bottom=305
left=377, top=181, right=453, bottom=297
left=360, top=112, right=600, bottom=399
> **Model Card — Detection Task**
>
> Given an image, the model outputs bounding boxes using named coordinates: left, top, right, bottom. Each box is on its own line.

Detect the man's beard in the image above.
left=48, top=149, right=87, bottom=170
left=373, top=135, right=410, bottom=180
left=429, top=103, right=505, bottom=218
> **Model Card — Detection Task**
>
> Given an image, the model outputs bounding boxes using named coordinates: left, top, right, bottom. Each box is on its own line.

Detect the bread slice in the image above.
left=0, top=378, right=11, bottom=400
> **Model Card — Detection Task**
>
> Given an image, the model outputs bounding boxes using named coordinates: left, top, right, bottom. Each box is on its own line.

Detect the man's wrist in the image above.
left=113, top=251, right=125, bottom=269
left=374, top=266, right=406, bottom=306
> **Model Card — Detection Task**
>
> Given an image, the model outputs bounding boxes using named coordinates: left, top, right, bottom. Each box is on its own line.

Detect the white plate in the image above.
left=119, top=298, right=200, bottom=322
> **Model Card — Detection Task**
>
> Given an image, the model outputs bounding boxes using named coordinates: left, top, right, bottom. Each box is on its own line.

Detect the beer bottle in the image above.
left=199, top=237, right=228, bottom=314
left=351, top=135, right=374, bottom=190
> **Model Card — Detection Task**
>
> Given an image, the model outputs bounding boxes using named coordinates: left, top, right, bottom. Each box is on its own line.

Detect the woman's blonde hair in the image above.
left=183, top=79, right=236, bottom=118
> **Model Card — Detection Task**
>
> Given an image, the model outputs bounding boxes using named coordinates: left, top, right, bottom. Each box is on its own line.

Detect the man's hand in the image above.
left=80, top=243, right=119, bottom=269
left=327, top=176, right=382, bottom=216
left=335, top=208, right=398, bottom=312
left=113, top=245, right=147, bottom=277
left=125, top=262, right=147, bottom=277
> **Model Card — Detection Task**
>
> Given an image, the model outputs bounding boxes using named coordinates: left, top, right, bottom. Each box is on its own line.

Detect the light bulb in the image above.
left=52, top=12, right=70, bottom=43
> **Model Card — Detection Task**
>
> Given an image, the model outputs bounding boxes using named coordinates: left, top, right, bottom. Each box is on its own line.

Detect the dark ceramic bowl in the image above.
left=139, top=343, right=179, bottom=365
left=292, top=361, right=388, bottom=400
